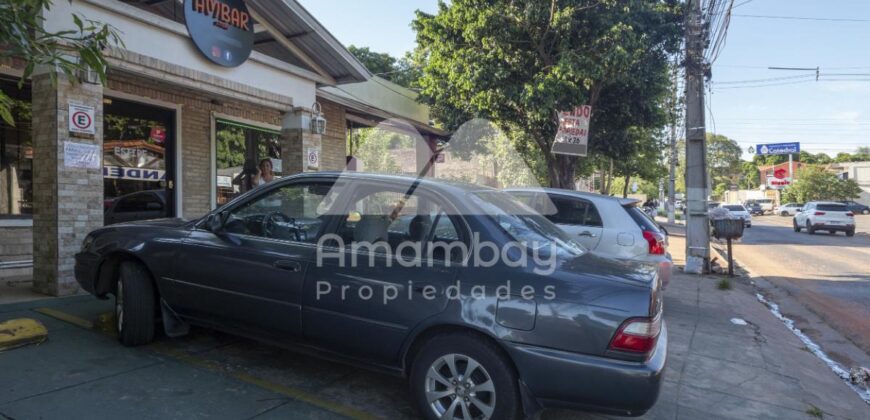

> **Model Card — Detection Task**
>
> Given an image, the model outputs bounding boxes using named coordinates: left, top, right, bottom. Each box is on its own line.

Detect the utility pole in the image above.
left=667, top=59, right=679, bottom=225
left=684, top=0, right=710, bottom=274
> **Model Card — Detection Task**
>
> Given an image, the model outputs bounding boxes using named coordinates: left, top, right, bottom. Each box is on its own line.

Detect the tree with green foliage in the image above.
left=706, top=133, right=742, bottom=186
left=347, top=46, right=420, bottom=89
left=781, top=166, right=862, bottom=203
left=413, top=0, right=683, bottom=189
left=0, top=0, right=121, bottom=126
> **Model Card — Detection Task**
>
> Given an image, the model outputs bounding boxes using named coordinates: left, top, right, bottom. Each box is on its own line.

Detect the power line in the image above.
left=732, top=14, right=870, bottom=22
left=713, top=73, right=816, bottom=84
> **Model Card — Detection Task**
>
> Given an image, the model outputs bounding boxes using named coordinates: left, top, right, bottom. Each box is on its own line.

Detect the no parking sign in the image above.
left=68, top=103, right=95, bottom=136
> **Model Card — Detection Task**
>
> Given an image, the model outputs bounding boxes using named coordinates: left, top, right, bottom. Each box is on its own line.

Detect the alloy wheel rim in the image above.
left=115, top=280, right=124, bottom=333
left=425, top=353, right=495, bottom=420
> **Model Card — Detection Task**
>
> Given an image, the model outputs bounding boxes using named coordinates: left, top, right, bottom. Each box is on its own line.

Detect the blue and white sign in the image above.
left=755, top=142, right=800, bottom=155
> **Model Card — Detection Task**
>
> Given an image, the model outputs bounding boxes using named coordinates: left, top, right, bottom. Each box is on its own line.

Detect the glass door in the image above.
left=102, top=97, right=175, bottom=224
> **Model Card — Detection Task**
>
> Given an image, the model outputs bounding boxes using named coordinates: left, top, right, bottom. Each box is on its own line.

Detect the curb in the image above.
left=0, top=318, right=48, bottom=351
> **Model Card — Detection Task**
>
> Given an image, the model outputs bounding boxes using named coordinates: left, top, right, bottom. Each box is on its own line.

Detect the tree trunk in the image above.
left=548, top=154, right=576, bottom=189
left=623, top=174, right=631, bottom=198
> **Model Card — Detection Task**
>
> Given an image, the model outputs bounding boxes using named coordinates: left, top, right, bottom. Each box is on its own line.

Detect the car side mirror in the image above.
left=206, top=211, right=227, bottom=233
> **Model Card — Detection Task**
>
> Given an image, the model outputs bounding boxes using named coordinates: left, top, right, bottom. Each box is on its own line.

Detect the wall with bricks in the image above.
left=319, top=99, right=347, bottom=171
left=31, top=72, right=104, bottom=296
left=107, top=71, right=283, bottom=219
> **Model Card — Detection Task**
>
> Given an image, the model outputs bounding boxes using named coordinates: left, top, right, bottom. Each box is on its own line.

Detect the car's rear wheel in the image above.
left=863, top=209, right=869, bottom=215
left=116, top=261, right=156, bottom=346
left=781, top=211, right=788, bottom=216
left=410, top=333, right=521, bottom=420
left=793, top=220, right=801, bottom=232
left=846, top=229, right=855, bottom=237
left=806, top=221, right=815, bottom=235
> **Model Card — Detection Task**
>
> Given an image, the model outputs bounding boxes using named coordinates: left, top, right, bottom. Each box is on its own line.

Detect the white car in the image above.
left=793, top=202, right=856, bottom=236
left=775, top=203, right=804, bottom=216
left=506, top=188, right=673, bottom=287
left=720, top=204, right=752, bottom=228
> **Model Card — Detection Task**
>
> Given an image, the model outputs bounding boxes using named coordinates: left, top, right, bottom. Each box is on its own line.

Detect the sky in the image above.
left=299, top=0, right=870, bottom=159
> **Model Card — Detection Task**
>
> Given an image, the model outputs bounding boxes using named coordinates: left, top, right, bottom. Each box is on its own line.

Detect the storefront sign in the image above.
left=306, top=148, right=320, bottom=169
left=68, top=103, right=96, bottom=136
left=184, top=0, right=254, bottom=68
left=103, top=166, right=166, bottom=182
left=63, top=141, right=100, bottom=169
left=552, top=105, right=591, bottom=157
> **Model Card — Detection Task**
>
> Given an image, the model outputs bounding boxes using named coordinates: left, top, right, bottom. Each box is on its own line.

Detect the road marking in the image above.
left=33, top=307, right=94, bottom=329
left=32, top=307, right=380, bottom=420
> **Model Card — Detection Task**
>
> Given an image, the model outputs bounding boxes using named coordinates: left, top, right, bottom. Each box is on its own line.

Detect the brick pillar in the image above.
left=281, top=109, right=322, bottom=175
left=31, top=71, right=103, bottom=296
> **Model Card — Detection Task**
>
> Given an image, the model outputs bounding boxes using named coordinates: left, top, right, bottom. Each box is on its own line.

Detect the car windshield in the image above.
left=724, top=205, right=745, bottom=211
left=469, top=191, right=585, bottom=258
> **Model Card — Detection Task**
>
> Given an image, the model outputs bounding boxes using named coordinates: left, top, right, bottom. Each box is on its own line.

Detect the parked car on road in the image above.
left=775, top=203, right=804, bottom=216
left=744, top=201, right=764, bottom=216
left=104, top=190, right=167, bottom=225
left=744, top=198, right=774, bottom=214
left=76, top=173, right=667, bottom=419
left=505, top=188, right=672, bottom=288
left=838, top=200, right=870, bottom=215
left=720, top=204, right=752, bottom=228
left=793, top=202, right=856, bottom=236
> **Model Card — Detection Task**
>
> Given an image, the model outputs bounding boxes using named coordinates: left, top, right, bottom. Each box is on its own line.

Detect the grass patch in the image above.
left=805, top=404, right=824, bottom=419
left=717, top=278, right=732, bottom=290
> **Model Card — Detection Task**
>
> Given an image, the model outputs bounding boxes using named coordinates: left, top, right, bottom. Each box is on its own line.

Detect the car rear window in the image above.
left=624, top=205, right=662, bottom=233
left=817, top=204, right=848, bottom=212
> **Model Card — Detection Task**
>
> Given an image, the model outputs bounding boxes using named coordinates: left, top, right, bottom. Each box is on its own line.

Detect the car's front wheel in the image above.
left=116, top=261, right=156, bottom=346
left=781, top=211, right=788, bottom=216
left=410, top=333, right=521, bottom=420
left=863, top=209, right=869, bottom=215
left=793, top=219, right=801, bottom=232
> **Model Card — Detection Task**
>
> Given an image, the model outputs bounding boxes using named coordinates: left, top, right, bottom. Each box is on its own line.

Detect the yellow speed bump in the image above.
left=0, top=318, right=48, bottom=352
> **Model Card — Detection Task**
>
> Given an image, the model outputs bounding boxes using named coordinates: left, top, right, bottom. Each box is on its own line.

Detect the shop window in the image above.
left=103, top=98, right=175, bottom=222
left=0, top=79, right=32, bottom=219
left=215, top=119, right=282, bottom=206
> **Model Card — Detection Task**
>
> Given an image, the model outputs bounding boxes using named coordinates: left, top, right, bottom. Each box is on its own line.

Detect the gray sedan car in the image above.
left=75, top=172, right=666, bottom=419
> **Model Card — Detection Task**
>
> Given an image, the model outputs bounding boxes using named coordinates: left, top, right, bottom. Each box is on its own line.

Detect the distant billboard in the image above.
left=754, top=142, right=800, bottom=155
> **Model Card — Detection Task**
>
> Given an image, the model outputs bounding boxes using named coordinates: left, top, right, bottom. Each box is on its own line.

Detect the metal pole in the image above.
left=788, top=153, right=793, bottom=180
left=668, top=98, right=677, bottom=224
left=684, top=0, right=710, bottom=274
left=727, top=237, right=734, bottom=277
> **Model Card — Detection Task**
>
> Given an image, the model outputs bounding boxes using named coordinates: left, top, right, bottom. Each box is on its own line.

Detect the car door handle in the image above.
left=273, top=260, right=302, bottom=272
left=578, top=231, right=597, bottom=238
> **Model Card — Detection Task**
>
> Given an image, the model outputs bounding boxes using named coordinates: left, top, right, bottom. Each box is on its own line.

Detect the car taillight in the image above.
left=846, top=212, right=854, bottom=217
left=642, top=230, right=666, bottom=255
left=608, top=314, right=662, bottom=355
left=814, top=211, right=825, bottom=216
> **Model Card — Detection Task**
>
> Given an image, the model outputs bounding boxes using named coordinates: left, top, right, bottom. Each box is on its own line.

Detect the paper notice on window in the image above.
left=64, top=141, right=101, bottom=169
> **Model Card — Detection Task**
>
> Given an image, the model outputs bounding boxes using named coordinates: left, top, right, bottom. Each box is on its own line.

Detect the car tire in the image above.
left=409, top=332, right=521, bottom=420
left=863, top=209, right=869, bottom=215
left=806, top=221, right=815, bottom=235
left=793, top=220, right=801, bottom=232
left=846, top=229, right=855, bottom=237
left=116, top=261, right=156, bottom=346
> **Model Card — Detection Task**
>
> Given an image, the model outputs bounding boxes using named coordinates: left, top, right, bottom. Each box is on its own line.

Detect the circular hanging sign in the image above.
left=184, top=0, right=254, bottom=68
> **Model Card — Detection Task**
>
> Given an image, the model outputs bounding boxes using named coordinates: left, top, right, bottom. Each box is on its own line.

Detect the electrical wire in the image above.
left=732, top=14, right=870, bottom=22
left=713, top=73, right=816, bottom=84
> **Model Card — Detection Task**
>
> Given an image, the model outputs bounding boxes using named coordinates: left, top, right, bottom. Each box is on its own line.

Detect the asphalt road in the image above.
left=730, top=214, right=870, bottom=361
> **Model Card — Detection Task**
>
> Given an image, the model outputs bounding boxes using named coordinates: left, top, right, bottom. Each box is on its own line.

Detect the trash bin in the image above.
left=711, top=218, right=744, bottom=240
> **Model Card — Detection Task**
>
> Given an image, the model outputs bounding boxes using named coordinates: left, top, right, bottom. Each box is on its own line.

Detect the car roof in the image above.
left=504, top=187, right=640, bottom=206
left=288, top=171, right=495, bottom=195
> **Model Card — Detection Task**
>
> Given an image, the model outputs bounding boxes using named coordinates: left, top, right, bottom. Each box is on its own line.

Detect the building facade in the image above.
left=1, top=0, right=375, bottom=295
